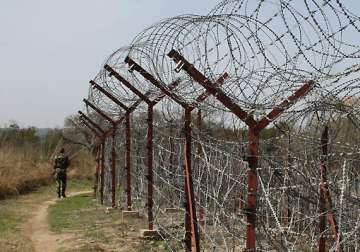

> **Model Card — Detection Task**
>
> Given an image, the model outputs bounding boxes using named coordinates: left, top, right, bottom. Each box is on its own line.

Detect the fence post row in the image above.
left=78, top=51, right=346, bottom=252
left=88, top=80, right=160, bottom=210
left=78, top=117, right=102, bottom=194
left=103, top=64, right=180, bottom=230
left=123, top=56, right=228, bottom=252
left=83, top=98, right=117, bottom=208
left=78, top=111, right=106, bottom=204
left=167, top=49, right=314, bottom=252
left=89, top=70, right=172, bottom=211
left=124, top=56, right=196, bottom=252
left=91, top=80, right=136, bottom=209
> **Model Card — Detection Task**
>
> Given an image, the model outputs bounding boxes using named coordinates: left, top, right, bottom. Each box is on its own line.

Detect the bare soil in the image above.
left=28, top=191, right=91, bottom=252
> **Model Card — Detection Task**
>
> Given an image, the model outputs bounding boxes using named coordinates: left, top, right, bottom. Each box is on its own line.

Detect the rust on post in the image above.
left=90, top=80, right=129, bottom=111
left=196, top=109, right=206, bottom=230
left=169, top=120, right=175, bottom=207
left=184, top=107, right=200, bottom=252
left=82, top=99, right=118, bottom=207
left=111, top=127, right=117, bottom=208
left=147, top=105, right=154, bottom=230
left=83, top=98, right=115, bottom=124
left=79, top=118, right=102, bottom=197
left=99, top=141, right=105, bottom=204
left=78, top=111, right=105, bottom=135
left=246, top=127, right=259, bottom=251
left=167, top=49, right=314, bottom=252
left=104, top=65, right=181, bottom=230
left=95, top=94, right=145, bottom=141
left=90, top=82, right=127, bottom=208
left=79, top=118, right=101, bottom=139
left=104, top=65, right=152, bottom=104
left=125, top=56, right=188, bottom=108
left=167, top=49, right=256, bottom=127
left=78, top=112, right=106, bottom=204
left=123, top=58, right=199, bottom=251
left=94, top=146, right=100, bottom=195
left=125, top=112, right=132, bottom=210
left=319, top=126, right=342, bottom=252
left=184, top=170, right=192, bottom=252
left=124, top=57, right=229, bottom=252
left=256, top=81, right=314, bottom=131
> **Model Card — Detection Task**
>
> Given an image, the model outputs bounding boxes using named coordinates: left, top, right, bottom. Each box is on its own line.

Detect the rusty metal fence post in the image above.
left=169, top=120, right=175, bottom=207
left=246, top=127, right=259, bottom=249
left=123, top=56, right=228, bottom=252
left=78, top=111, right=106, bottom=204
left=184, top=107, right=200, bottom=252
left=125, top=112, right=132, bottom=210
left=147, top=105, right=154, bottom=229
left=319, top=125, right=342, bottom=252
left=83, top=98, right=117, bottom=207
left=124, top=57, right=197, bottom=252
left=111, top=127, right=117, bottom=208
left=167, top=49, right=314, bottom=252
left=104, top=64, right=180, bottom=229
left=196, top=109, right=205, bottom=229
left=78, top=118, right=101, bottom=195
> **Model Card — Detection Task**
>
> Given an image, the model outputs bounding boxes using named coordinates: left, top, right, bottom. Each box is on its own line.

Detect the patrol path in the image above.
left=28, top=191, right=92, bottom=252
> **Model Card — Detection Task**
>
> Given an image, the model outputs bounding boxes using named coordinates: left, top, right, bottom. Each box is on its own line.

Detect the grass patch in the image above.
left=48, top=191, right=172, bottom=251
left=0, top=184, right=53, bottom=235
left=48, top=193, right=94, bottom=232
left=0, top=214, right=20, bottom=233
left=0, top=182, right=58, bottom=251
left=66, top=178, right=93, bottom=192
left=0, top=180, right=92, bottom=235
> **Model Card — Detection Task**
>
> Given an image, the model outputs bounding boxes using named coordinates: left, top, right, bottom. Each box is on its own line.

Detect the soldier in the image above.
left=53, top=148, right=70, bottom=198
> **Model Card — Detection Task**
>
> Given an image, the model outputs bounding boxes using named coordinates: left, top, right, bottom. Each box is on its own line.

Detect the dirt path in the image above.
left=28, top=191, right=92, bottom=252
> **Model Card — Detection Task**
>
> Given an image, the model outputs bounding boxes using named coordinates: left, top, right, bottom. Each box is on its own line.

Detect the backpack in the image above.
left=54, top=155, right=68, bottom=170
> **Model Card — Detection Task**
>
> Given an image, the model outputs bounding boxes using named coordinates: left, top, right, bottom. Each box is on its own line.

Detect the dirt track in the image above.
left=28, top=191, right=92, bottom=252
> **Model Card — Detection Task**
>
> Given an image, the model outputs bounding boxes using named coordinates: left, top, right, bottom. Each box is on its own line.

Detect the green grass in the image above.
left=0, top=176, right=94, bottom=252
left=0, top=184, right=53, bottom=234
left=47, top=190, right=172, bottom=251
left=0, top=214, right=21, bottom=233
left=48, top=189, right=122, bottom=234
left=48, top=193, right=95, bottom=232
left=66, top=178, right=93, bottom=192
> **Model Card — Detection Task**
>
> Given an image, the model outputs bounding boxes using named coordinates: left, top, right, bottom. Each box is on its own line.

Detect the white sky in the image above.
left=0, top=0, right=218, bottom=128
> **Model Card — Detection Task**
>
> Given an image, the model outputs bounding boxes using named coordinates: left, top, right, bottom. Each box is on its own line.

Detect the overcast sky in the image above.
left=0, top=0, right=218, bottom=128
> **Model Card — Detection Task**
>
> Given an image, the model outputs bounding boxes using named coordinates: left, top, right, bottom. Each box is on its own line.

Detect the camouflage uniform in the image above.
left=54, top=152, right=70, bottom=198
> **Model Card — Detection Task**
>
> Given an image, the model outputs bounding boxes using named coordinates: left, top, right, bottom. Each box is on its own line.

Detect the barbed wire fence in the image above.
left=76, top=0, right=360, bottom=251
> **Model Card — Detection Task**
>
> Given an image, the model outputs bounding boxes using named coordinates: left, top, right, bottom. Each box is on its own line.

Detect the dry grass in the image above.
left=66, top=148, right=96, bottom=181
left=0, top=147, right=51, bottom=198
left=0, top=145, right=95, bottom=199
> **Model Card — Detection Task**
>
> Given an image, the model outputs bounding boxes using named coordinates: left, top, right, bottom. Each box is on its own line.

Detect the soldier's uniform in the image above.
left=54, top=150, right=70, bottom=198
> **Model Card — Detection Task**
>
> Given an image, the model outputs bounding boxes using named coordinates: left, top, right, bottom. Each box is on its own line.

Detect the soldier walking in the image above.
left=53, top=148, right=70, bottom=198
